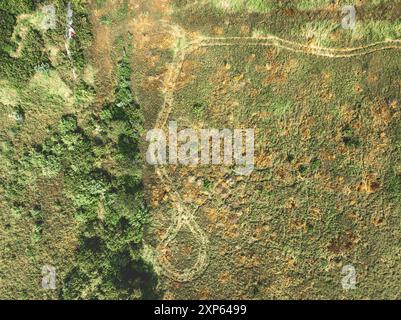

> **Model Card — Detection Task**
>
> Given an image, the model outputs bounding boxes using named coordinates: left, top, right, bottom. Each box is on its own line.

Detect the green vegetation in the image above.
left=60, top=57, right=159, bottom=299
left=0, top=1, right=159, bottom=300
left=99, top=0, right=130, bottom=26
left=0, top=7, right=49, bottom=86
left=0, top=0, right=35, bottom=15
left=173, top=0, right=401, bottom=47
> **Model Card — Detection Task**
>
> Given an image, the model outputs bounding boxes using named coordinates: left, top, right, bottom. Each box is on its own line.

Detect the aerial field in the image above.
left=0, top=0, right=400, bottom=300
left=148, top=38, right=401, bottom=299
left=143, top=0, right=401, bottom=299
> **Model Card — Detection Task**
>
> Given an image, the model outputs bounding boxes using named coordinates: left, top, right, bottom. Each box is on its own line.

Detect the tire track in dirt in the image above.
left=198, top=36, right=401, bottom=57
left=152, top=31, right=401, bottom=282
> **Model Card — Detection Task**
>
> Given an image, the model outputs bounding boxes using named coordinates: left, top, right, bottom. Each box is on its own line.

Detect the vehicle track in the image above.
left=152, top=32, right=401, bottom=282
